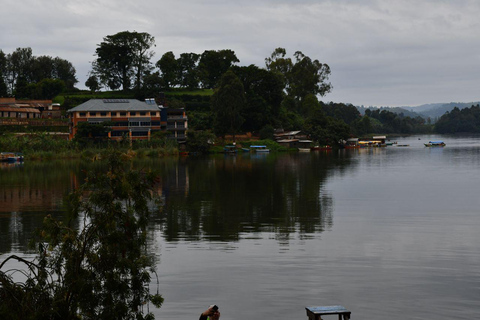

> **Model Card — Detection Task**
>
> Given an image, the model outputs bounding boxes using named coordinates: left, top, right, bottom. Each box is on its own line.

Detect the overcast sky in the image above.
left=2, top=0, right=480, bottom=107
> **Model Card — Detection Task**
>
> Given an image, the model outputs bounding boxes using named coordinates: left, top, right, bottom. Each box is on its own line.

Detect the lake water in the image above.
left=1, top=134, right=480, bottom=320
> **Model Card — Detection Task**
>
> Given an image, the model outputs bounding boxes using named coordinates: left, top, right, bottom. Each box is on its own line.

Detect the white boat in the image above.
left=298, top=148, right=311, bottom=152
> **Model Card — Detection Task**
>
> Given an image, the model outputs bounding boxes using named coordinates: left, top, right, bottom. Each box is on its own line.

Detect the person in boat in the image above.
left=199, top=305, right=220, bottom=320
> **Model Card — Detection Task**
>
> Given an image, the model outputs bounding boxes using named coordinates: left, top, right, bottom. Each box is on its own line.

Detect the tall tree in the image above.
left=6, top=47, right=34, bottom=93
left=177, top=52, right=200, bottom=89
left=265, top=48, right=332, bottom=101
left=156, top=51, right=178, bottom=89
left=85, top=75, right=101, bottom=92
left=2, top=48, right=77, bottom=95
left=231, top=65, right=284, bottom=132
left=0, top=50, right=7, bottom=96
left=31, top=56, right=78, bottom=91
left=288, top=51, right=332, bottom=100
left=198, top=50, right=239, bottom=88
left=53, top=57, right=78, bottom=90
left=265, top=47, right=292, bottom=80
left=211, top=70, right=246, bottom=140
left=92, top=31, right=155, bottom=91
left=31, top=55, right=54, bottom=83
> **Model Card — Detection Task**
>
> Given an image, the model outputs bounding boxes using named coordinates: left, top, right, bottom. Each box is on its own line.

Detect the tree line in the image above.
left=3, top=30, right=462, bottom=145
left=0, top=48, right=77, bottom=99
left=435, top=105, right=480, bottom=133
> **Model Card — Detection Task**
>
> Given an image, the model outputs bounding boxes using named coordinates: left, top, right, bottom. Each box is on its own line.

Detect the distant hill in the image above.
left=357, top=102, right=480, bottom=122
left=403, top=102, right=480, bottom=120
left=356, top=106, right=423, bottom=118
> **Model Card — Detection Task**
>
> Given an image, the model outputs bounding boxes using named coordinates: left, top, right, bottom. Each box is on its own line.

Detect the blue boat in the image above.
left=224, top=145, right=238, bottom=153
left=250, top=145, right=270, bottom=152
left=1, top=152, right=24, bottom=162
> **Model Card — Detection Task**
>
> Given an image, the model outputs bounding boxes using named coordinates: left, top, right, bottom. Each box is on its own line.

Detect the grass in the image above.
left=166, top=89, right=214, bottom=96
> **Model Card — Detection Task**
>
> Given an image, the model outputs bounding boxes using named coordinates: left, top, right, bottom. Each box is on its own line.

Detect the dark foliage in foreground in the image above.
left=0, top=151, right=163, bottom=320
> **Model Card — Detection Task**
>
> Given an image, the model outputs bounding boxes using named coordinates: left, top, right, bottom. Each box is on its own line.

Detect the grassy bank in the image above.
left=0, top=132, right=180, bottom=161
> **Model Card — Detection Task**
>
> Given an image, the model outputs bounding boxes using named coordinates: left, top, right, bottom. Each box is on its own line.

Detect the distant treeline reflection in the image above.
left=155, top=152, right=353, bottom=242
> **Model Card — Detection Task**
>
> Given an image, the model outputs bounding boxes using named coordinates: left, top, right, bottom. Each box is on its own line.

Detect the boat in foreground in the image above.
left=424, top=141, right=445, bottom=147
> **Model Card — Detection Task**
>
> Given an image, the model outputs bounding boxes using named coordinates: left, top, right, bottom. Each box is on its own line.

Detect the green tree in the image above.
left=265, top=48, right=332, bottom=102
left=211, top=70, right=246, bottom=140
left=303, top=107, right=350, bottom=146
left=85, top=75, right=101, bottom=92
left=321, top=102, right=360, bottom=125
left=198, top=50, right=239, bottom=88
left=2, top=49, right=77, bottom=95
left=435, top=105, right=480, bottom=133
left=156, top=51, right=178, bottom=89
left=52, top=57, right=78, bottom=90
left=177, top=52, right=200, bottom=89
left=0, top=50, right=8, bottom=96
left=0, top=151, right=163, bottom=320
left=6, top=47, right=34, bottom=93
left=288, top=51, right=332, bottom=100
left=259, top=124, right=275, bottom=140
left=231, top=65, right=284, bottom=132
left=92, top=31, right=155, bottom=91
left=351, top=115, right=373, bottom=136
left=186, top=130, right=215, bottom=153
left=265, top=47, right=292, bottom=79
left=140, top=71, right=164, bottom=97
left=31, top=55, right=54, bottom=83
left=73, top=121, right=112, bottom=147
left=38, top=78, right=66, bottom=99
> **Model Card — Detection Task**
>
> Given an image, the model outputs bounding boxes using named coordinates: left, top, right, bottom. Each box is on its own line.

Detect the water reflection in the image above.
left=0, top=151, right=354, bottom=254
left=156, top=152, right=353, bottom=242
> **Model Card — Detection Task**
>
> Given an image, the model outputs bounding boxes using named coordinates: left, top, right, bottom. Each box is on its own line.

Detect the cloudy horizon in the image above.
left=2, top=0, right=480, bottom=107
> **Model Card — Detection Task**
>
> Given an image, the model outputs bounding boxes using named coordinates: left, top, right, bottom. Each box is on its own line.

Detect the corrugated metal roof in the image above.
left=68, top=99, right=160, bottom=112
left=277, top=139, right=299, bottom=143
left=275, top=130, right=302, bottom=137
left=0, top=106, right=40, bottom=113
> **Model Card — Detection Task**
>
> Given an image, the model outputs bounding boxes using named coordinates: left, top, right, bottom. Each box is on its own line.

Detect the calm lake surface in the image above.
left=1, top=134, right=480, bottom=320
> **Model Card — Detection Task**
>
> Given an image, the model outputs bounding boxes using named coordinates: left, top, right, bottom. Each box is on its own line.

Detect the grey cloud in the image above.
left=2, top=0, right=480, bottom=106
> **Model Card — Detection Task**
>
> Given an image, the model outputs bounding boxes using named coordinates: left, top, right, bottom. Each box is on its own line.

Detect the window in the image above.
left=140, top=112, right=146, bottom=116
left=120, top=112, right=127, bottom=116
left=140, top=121, right=151, bottom=127
left=113, top=121, right=128, bottom=127
left=111, top=130, right=128, bottom=137
left=131, top=131, right=148, bottom=137
left=129, top=121, right=139, bottom=127
left=90, top=112, right=96, bottom=116
left=79, top=112, right=86, bottom=117
left=150, top=112, right=157, bottom=116
left=100, top=112, right=107, bottom=116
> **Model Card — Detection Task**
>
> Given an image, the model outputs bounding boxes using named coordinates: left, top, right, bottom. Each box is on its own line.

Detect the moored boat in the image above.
left=224, top=145, right=238, bottom=153
left=424, top=141, right=445, bottom=147
left=250, top=145, right=270, bottom=152
left=1, top=152, right=24, bottom=162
